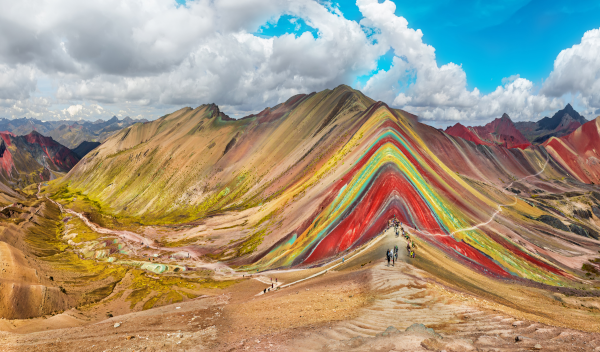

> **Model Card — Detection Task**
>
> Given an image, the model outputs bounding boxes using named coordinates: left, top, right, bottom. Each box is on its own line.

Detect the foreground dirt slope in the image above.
left=1, top=229, right=600, bottom=351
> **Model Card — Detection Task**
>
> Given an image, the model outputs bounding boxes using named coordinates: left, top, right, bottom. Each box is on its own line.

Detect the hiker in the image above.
left=406, top=243, right=411, bottom=254
left=276, top=278, right=278, bottom=282
left=392, top=253, right=395, bottom=266
left=386, top=249, right=391, bottom=266
left=271, top=283, right=274, bottom=288
left=264, top=288, right=266, bottom=294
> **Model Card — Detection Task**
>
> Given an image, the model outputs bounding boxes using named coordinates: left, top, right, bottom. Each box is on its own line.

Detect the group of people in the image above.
left=263, top=277, right=278, bottom=294
left=386, top=216, right=417, bottom=265
left=386, top=245, right=399, bottom=266
left=388, top=216, right=402, bottom=237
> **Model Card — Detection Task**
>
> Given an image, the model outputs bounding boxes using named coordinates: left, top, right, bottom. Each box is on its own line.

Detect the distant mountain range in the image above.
left=445, top=104, right=590, bottom=148
left=0, top=116, right=146, bottom=149
left=0, top=116, right=146, bottom=187
left=515, top=104, right=587, bottom=144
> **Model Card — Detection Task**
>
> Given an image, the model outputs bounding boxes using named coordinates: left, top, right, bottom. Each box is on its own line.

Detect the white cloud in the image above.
left=0, top=0, right=380, bottom=120
left=356, top=0, right=563, bottom=122
left=541, top=28, right=600, bottom=116
left=0, top=0, right=595, bottom=123
left=64, top=104, right=82, bottom=117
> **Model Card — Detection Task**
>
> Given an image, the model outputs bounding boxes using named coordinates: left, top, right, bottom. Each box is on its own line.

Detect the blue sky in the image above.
left=336, top=0, right=600, bottom=95
left=335, top=0, right=600, bottom=94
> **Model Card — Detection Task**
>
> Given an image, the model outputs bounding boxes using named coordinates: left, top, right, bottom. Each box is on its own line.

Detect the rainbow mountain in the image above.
left=51, top=85, right=600, bottom=287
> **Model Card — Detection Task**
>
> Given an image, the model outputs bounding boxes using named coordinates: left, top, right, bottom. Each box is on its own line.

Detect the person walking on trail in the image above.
left=406, top=242, right=411, bottom=254
left=264, top=288, right=266, bottom=294
left=386, top=249, right=391, bottom=266
left=392, top=252, right=395, bottom=266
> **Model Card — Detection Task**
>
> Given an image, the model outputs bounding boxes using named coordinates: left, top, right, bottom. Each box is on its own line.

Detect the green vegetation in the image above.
left=160, top=235, right=200, bottom=248
left=124, top=269, right=238, bottom=310
left=237, top=228, right=268, bottom=256
left=582, top=263, right=599, bottom=275
left=66, top=217, right=101, bottom=243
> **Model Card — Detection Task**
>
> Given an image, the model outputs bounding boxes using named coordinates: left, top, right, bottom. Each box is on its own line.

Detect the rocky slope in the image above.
left=0, top=131, right=80, bottom=188
left=544, top=116, right=600, bottom=184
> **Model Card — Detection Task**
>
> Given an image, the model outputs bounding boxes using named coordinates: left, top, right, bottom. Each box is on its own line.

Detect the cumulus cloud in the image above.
left=356, top=0, right=564, bottom=122
left=541, top=28, right=600, bottom=115
left=0, top=0, right=380, bottom=119
left=0, top=0, right=596, bottom=123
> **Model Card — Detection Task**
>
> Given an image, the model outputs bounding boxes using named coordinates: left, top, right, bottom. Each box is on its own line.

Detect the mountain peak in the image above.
left=27, top=130, right=42, bottom=137
left=448, top=113, right=530, bottom=149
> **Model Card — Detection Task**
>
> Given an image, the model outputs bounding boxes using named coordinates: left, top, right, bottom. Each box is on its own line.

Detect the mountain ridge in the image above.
left=444, top=113, right=531, bottom=149
left=515, top=103, right=587, bottom=143
left=0, top=116, right=146, bottom=149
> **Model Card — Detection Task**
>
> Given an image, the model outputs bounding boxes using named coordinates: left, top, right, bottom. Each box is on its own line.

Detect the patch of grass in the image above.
left=84, top=280, right=121, bottom=303
left=126, top=287, right=153, bottom=309
left=583, top=263, right=599, bottom=275
left=237, top=228, right=268, bottom=256
left=124, top=269, right=238, bottom=310
left=160, top=235, right=199, bottom=248
left=142, top=294, right=161, bottom=310
left=66, top=217, right=101, bottom=243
